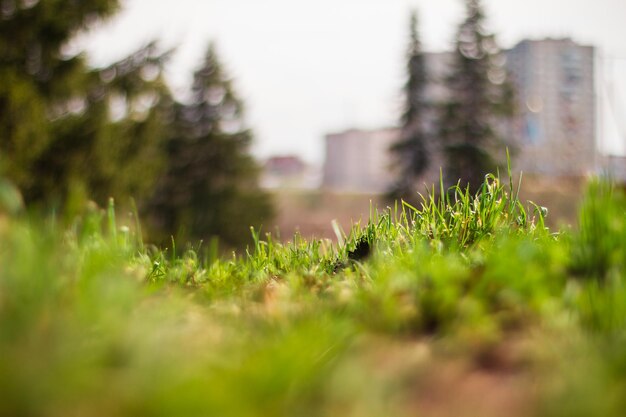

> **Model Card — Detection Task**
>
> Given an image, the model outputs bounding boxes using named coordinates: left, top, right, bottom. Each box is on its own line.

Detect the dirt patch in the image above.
left=410, top=360, right=536, bottom=417
left=350, top=335, right=539, bottom=417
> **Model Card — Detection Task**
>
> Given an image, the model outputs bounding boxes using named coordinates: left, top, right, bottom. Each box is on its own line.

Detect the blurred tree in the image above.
left=438, top=0, right=515, bottom=193
left=0, top=0, right=171, bottom=208
left=389, top=10, right=431, bottom=201
left=147, top=45, right=273, bottom=248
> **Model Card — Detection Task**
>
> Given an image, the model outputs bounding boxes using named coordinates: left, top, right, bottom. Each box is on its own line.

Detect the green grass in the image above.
left=1, top=174, right=625, bottom=416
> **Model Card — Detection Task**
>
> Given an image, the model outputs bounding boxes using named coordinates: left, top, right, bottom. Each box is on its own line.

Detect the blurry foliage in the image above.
left=389, top=10, right=432, bottom=203
left=438, top=0, right=515, bottom=193
left=390, top=1, right=516, bottom=199
left=2, top=173, right=626, bottom=416
left=570, top=180, right=626, bottom=281
left=0, top=1, right=271, bottom=248
left=146, top=45, right=273, bottom=248
left=0, top=176, right=23, bottom=215
left=0, top=0, right=170, bottom=207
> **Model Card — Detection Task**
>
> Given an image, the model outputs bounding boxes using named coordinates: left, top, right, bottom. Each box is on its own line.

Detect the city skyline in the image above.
left=81, top=0, right=626, bottom=163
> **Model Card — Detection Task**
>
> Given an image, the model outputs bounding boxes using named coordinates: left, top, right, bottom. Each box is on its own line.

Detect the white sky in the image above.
left=83, top=0, right=626, bottom=163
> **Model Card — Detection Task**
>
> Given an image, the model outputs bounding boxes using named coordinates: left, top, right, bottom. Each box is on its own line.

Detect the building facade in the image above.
left=322, top=128, right=399, bottom=193
left=506, top=38, right=596, bottom=176
left=322, top=39, right=598, bottom=194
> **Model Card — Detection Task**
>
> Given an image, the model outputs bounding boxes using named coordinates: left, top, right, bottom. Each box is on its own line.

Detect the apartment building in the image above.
left=322, top=128, right=399, bottom=193
left=322, top=39, right=597, bottom=193
left=506, top=38, right=596, bottom=176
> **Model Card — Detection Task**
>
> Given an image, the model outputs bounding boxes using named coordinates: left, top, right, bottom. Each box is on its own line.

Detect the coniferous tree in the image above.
left=439, top=0, right=514, bottom=193
left=148, top=44, right=272, bottom=248
left=0, top=1, right=171, bottom=207
left=389, top=10, right=431, bottom=201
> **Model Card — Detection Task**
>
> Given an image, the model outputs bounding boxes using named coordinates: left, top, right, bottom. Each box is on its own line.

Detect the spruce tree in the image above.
left=439, top=0, right=514, bottom=193
left=389, top=10, right=430, bottom=201
left=0, top=0, right=171, bottom=208
left=148, top=44, right=272, bottom=248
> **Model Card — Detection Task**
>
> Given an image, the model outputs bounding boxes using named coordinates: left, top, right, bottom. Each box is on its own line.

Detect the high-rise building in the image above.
left=505, top=38, right=596, bottom=176
left=321, top=39, right=597, bottom=193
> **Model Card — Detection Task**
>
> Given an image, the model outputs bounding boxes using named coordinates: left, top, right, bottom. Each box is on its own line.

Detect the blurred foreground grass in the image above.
left=1, top=176, right=626, bottom=417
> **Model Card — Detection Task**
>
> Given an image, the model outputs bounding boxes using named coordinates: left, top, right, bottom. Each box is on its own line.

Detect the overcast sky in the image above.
left=82, top=0, right=626, bottom=163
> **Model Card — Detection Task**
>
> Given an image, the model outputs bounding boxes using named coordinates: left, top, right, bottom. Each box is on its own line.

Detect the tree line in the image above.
left=0, top=0, right=513, bottom=246
left=0, top=0, right=271, bottom=247
left=390, top=0, right=516, bottom=201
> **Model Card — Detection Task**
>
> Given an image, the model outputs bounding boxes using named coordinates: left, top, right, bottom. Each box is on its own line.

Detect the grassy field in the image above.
left=269, top=174, right=586, bottom=242
left=1, top=174, right=626, bottom=416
